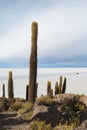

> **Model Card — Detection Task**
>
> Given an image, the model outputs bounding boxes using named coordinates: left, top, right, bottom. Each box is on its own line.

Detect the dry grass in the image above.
left=29, top=120, right=52, bottom=130
left=54, top=125, right=73, bottom=130
left=10, top=101, right=22, bottom=111
left=18, top=102, right=33, bottom=120
left=36, top=96, right=52, bottom=106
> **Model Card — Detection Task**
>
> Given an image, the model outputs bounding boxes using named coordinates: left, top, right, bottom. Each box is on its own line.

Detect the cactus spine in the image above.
left=2, top=84, right=5, bottom=97
left=8, top=71, right=14, bottom=99
left=62, top=77, right=66, bottom=93
left=29, top=21, right=38, bottom=102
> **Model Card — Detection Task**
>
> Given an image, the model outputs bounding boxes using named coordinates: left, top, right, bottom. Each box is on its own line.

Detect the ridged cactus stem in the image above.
left=8, top=71, right=14, bottom=99
left=47, top=81, right=51, bottom=96
left=29, top=21, right=38, bottom=102
left=26, top=85, right=29, bottom=100
left=2, top=84, right=5, bottom=97
left=62, top=77, right=66, bottom=93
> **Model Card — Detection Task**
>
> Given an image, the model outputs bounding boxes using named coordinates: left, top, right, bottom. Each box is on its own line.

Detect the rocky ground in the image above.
left=0, top=112, right=29, bottom=130
left=0, top=94, right=87, bottom=130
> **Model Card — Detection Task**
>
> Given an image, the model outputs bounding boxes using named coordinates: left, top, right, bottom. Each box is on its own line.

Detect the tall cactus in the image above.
left=29, top=21, right=38, bottom=102
left=2, top=83, right=5, bottom=97
left=8, top=71, right=14, bottom=99
left=62, top=77, right=66, bottom=93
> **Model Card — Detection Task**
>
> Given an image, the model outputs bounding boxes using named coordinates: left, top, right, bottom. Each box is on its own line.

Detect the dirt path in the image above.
left=0, top=112, right=29, bottom=130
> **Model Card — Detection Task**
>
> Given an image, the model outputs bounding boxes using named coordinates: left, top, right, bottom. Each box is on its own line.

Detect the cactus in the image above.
left=59, top=76, right=62, bottom=93
left=55, top=82, right=60, bottom=95
left=49, top=89, right=53, bottom=98
left=62, top=77, right=66, bottom=93
left=29, top=21, right=38, bottom=102
left=8, top=71, right=14, bottom=99
left=26, top=85, right=29, bottom=100
left=35, top=83, right=38, bottom=98
left=47, top=81, right=51, bottom=96
left=54, top=76, right=67, bottom=95
left=2, top=84, right=5, bottom=97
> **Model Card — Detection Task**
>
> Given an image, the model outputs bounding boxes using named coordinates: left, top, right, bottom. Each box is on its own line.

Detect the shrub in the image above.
left=36, top=96, right=52, bottom=106
left=22, top=111, right=33, bottom=120
left=18, top=102, right=33, bottom=120
left=23, top=102, right=33, bottom=112
left=29, top=120, right=52, bottom=130
left=74, top=102, right=86, bottom=112
left=54, top=125, right=73, bottom=130
left=18, top=108, right=27, bottom=115
left=11, top=101, right=22, bottom=111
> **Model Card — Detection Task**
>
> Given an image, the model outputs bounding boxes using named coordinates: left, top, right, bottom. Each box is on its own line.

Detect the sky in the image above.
left=0, top=0, right=87, bottom=68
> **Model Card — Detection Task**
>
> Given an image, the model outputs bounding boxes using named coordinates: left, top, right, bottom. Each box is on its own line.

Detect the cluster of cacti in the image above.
left=55, top=76, right=66, bottom=95
left=47, top=76, right=67, bottom=97
left=8, top=71, right=14, bottom=99
left=47, top=81, right=53, bottom=98
left=2, top=83, right=5, bottom=97
left=0, top=22, right=68, bottom=101
left=29, top=21, right=38, bottom=102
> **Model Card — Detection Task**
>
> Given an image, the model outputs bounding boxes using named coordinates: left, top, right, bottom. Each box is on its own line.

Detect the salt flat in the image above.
left=0, top=68, right=87, bottom=98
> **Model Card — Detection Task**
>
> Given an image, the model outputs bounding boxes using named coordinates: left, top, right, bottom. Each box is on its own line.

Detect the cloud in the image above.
left=0, top=0, right=87, bottom=67
left=37, top=1, right=87, bottom=64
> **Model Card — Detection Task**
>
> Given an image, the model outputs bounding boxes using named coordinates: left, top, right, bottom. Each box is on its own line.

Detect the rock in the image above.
left=76, top=120, right=87, bottom=130
left=53, top=93, right=75, bottom=103
left=31, top=104, right=61, bottom=127
left=79, top=95, right=87, bottom=107
left=31, top=94, right=87, bottom=128
left=0, top=98, right=9, bottom=111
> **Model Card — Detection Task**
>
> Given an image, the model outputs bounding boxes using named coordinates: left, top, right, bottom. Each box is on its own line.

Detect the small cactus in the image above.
left=59, top=76, right=62, bottom=93
left=55, top=82, right=60, bottom=95
left=8, top=71, right=14, bottom=99
left=47, top=81, right=51, bottom=96
left=62, top=77, right=66, bottom=93
left=49, top=89, right=53, bottom=98
left=54, top=76, right=67, bottom=95
left=2, top=84, right=5, bottom=97
left=26, top=85, right=29, bottom=100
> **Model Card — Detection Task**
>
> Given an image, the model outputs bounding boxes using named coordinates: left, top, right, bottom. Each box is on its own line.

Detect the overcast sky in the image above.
left=0, top=0, right=87, bottom=67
